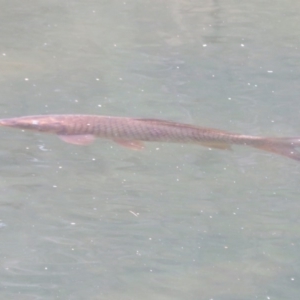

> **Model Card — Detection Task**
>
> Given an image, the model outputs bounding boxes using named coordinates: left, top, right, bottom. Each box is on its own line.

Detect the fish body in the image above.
left=0, top=114, right=299, bottom=161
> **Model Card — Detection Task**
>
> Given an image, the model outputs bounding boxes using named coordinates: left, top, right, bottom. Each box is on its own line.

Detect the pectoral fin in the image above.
left=113, top=139, right=145, bottom=150
left=58, top=134, right=96, bottom=145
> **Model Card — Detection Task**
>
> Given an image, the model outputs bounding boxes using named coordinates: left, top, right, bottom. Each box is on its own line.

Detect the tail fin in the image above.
left=252, top=138, right=300, bottom=161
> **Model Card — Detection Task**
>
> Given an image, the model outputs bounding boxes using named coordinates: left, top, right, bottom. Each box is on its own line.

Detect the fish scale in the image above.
left=0, top=114, right=299, bottom=161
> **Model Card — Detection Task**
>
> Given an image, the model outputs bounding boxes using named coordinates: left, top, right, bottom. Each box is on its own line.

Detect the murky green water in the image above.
left=0, top=0, right=299, bottom=299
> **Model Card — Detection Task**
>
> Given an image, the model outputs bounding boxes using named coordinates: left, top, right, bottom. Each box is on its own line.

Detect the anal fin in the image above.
left=113, top=139, right=145, bottom=150
left=199, top=142, right=232, bottom=150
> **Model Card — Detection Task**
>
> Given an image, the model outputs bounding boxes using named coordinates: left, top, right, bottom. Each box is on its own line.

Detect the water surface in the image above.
left=0, top=0, right=300, bottom=299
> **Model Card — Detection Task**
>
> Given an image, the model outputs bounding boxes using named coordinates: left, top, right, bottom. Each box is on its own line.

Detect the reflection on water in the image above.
left=0, top=0, right=300, bottom=299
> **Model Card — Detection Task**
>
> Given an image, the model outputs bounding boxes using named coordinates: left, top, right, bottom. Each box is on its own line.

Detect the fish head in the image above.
left=0, top=115, right=64, bottom=133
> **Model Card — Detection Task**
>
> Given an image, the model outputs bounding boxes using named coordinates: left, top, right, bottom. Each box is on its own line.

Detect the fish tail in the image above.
left=251, top=137, right=300, bottom=161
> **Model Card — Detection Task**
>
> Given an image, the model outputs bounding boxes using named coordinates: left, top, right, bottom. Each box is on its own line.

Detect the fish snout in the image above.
left=0, top=117, right=54, bottom=132
left=0, top=118, right=19, bottom=127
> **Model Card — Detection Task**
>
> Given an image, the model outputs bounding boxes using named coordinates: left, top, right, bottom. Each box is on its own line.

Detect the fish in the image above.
left=0, top=114, right=300, bottom=161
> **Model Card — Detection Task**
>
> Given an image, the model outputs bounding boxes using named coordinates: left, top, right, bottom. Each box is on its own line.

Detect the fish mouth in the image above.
left=0, top=118, right=40, bottom=129
left=0, top=116, right=63, bottom=133
left=0, top=119, right=17, bottom=126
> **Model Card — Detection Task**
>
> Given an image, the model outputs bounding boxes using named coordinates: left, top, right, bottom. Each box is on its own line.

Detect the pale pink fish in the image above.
left=0, top=114, right=300, bottom=161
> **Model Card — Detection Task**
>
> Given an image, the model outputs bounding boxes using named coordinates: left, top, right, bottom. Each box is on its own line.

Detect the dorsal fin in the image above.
left=135, top=118, right=231, bottom=134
